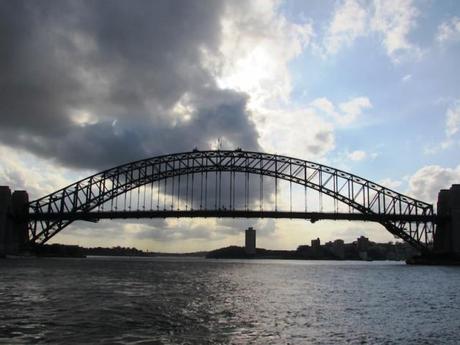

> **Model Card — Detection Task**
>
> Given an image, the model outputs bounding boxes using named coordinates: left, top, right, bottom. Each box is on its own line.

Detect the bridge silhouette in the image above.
left=1, top=149, right=459, bottom=257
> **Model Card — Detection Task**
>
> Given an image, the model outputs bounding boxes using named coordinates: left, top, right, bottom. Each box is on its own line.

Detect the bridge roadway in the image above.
left=28, top=210, right=441, bottom=224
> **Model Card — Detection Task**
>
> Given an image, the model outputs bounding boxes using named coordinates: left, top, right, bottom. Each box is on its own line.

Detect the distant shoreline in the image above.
left=27, top=243, right=207, bottom=258
left=18, top=240, right=416, bottom=262
left=205, top=245, right=409, bottom=261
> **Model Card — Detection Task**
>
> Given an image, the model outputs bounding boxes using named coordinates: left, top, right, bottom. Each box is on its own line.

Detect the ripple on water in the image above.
left=0, top=258, right=459, bottom=344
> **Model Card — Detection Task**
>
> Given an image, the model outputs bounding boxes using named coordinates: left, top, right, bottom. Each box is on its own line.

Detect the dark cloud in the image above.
left=0, top=0, right=260, bottom=170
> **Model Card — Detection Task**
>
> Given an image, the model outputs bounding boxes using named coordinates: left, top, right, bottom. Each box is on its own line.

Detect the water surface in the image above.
left=1, top=257, right=459, bottom=344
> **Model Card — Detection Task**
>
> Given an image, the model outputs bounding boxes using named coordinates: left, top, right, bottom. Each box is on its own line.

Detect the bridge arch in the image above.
left=28, top=150, right=435, bottom=251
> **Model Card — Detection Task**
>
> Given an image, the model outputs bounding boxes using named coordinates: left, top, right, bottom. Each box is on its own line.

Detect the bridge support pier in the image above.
left=0, top=186, right=11, bottom=257
left=434, top=184, right=460, bottom=257
left=0, top=186, right=29, bottom=257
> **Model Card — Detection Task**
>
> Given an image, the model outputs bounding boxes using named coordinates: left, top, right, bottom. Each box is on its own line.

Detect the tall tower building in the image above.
left=245, top=227, right=256, bottom=255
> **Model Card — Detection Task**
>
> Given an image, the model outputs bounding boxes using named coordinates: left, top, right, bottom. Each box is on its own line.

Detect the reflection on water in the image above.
left=1, top=257, right=459, bottom=344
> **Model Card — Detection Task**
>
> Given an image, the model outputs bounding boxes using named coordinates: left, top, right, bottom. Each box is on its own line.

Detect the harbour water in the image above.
left=0, top=257, right=459, bottom=344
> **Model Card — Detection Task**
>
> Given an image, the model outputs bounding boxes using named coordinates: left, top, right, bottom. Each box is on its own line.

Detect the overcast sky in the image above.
left=1, top=0, right=460, bottom=251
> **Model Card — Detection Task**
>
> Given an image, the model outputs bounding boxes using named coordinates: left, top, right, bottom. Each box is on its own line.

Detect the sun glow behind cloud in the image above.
left=211, top=0, right=313, bottom=109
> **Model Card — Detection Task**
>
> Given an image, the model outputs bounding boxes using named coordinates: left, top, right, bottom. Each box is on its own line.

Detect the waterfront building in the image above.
left=357, top=236, right=370, bottom=260
left=310, top=238, right=321, bottom=257
left=296, top=244, right=311, bottom=257
left=357, top=236, right=370, bottom=252
left=311, top=238, right=321, bottom=249
left=331, top=239, right=345, bottom=259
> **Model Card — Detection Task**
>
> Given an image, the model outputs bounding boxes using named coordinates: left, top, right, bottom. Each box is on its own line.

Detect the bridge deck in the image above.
left=28, top=210, right=440, bottom=223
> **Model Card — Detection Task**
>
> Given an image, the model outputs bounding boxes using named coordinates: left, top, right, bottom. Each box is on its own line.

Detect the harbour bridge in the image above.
left=1, top=149, right=459, bottom=256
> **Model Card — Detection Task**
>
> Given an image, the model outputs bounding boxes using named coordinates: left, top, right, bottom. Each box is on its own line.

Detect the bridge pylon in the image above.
left=434, top=184, right=460, bottom=257
left=0, top=186, right=29, bottom=256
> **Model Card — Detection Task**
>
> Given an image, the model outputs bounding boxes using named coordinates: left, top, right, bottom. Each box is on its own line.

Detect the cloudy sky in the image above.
left=1, top=0, right=460, bottom=251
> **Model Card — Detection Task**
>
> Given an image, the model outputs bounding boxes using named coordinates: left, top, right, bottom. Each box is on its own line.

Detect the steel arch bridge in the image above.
left=27, top=150, right=436, bottom=252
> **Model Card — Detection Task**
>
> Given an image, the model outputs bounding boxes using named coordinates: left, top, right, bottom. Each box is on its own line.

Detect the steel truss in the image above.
left=27, top=150, right=435, bottom=252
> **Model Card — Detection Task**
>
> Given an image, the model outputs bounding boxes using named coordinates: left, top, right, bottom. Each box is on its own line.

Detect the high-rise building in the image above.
left=245, top=227, right=256, bottom=255
left=311, top=237, right=321, bottom=249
